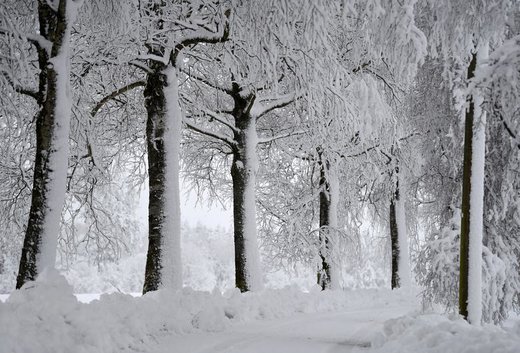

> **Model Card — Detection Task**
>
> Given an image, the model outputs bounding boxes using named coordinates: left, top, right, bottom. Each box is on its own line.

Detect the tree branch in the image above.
left=184, top=120, right=237, bottom=148
left=253, top=93, right=297, bottom=120
left=258, top=130, right=306, bottom=144
left=91, top=80, right=145, bottom=117
left=179, top=66, right=234, bottom=95
left=493, top=103, right=520, bottom=150
left=181, top=93, right=237, bottom=132
left=0, top=27, right=52, bottom=52
left=171, top=8, right=231, bottom=65
left=1, top=71, right=39, bottom=101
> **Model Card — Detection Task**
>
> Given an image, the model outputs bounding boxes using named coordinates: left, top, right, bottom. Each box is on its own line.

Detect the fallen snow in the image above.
left=1, top=271, right=519, bottom=353
left=372, top=313, right=520, bottom=353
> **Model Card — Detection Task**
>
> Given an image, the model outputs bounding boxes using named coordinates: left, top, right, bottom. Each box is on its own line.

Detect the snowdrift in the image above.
left=1, top=271, right=519, bottom=353
left=373, top=313, right=520, bottom=353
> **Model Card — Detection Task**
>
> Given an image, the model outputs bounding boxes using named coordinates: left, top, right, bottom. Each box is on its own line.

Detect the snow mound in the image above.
left=0, top=278, right=417, bottom=353
left=372, top=313, right=520, bottom=353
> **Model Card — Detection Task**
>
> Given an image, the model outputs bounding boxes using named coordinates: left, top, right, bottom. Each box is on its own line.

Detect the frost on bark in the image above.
left=389, top=166, right=411, bottom=290
left=459, top=42, right=488, bottom=324
left=17, top=0, right=77, bottom=289
left=141, top=4, right=229, bottom=294
left=142, top=60, right=175, bottom=293
left=317, top=154, right=339, bottom=290
left=230, top=90, right=263, bottom=292
left=142, top=55, right=183, bottom=294
left=389, top=195, right=400, bottom=289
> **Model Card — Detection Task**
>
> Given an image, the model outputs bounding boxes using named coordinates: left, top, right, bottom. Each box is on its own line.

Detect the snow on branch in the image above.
left=258, top=130, right=306, bottom=144
left=0, top=27, right=53, bottom=53
left=493, top=103, right=520, bottom=150
left=90, top=80, right=145, bottom=117
left=179, top=66, right=234, bottom=95
left=171, top=8, right=230, bottom=65
left=180, top=93, right=238, bottom=132
left=137, top=52, right=170, bottom=66
left=0, top=71, right=39, bottom=101
left=184, top=120, right=237, bottom=148
left=252, top=93, right=298, bottom=120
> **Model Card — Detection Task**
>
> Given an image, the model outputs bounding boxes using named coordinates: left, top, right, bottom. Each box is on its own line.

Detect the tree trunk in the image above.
left=16, top=0, right=77, bottom=289
left=231, top=116, right=263, bottom=292
left=317, top=157, right=340, bottom=290
left=459, top=41, right=488, bottom=324
left=143, top=63, right=183, bottom=293
left=389, top=198, right=400, bottom=289
left=389, top=171, right=411, bottom=290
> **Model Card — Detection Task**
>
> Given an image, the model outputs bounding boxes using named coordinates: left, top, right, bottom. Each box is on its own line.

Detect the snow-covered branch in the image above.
left=184, top=120, right=237, bottom=148
left=0, top=71, right=39, bottom=101
left=252, top=93, right=298, bottom=120
left=91, top=80, right=146, bottom=117
left=0, top=27, right=53, bottom=53
left=179, top=66, right=234, bottom=95
left=171, top=8, right=230, bottom=65
left=258, top=130, right=306, bottom=144
left=180, top=93, right=237, bottom=132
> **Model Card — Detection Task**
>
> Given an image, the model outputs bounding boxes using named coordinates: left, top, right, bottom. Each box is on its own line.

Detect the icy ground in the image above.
left=1, top=271, right=519, bottom=353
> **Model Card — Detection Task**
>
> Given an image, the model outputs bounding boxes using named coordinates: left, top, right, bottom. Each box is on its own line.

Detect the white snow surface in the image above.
left=161, top=66, right=183, bottom=289
left=2, top=272, right=519, bottom=353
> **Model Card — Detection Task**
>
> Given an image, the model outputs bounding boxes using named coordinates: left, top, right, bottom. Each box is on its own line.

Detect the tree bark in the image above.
left=143, top=60, right=183, bottom=293
left=389, top=196, right=400, bottom=289
left=390, top=166, right=411, bottom=290
left=459, top=42, right=488, bottom=324
left=17, top=0, right=75, bottom=289
left=459, top=52, right=477, bottom=320
left=231, top=114, right=263, bottom=292
left=317, top=158, right=332, bottom=290
left=317, top=155, right=339, bottom=290
left=143, top=61, right=168, bottom=293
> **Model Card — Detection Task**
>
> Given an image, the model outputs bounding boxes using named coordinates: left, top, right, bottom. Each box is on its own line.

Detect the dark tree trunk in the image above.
left=231, top=153, right=250, bottom=292
left=459, top=52, right=478, bottom=320
left=389, top=194, right=400, bottom=290
left=143, top=61, right=169, bottom=294
left=16, top=0, right=71, bottom=289
left=317, top=156, right=333, bottom=290
left=230, top=113, right=261, bottom=292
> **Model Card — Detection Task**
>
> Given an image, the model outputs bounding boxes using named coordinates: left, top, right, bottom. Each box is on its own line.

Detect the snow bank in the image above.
left=0, top=272, right=416, bottom=353
left=371, top=313, right=520, bottom=353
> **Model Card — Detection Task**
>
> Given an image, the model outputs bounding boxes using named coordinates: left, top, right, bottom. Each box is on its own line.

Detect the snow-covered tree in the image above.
left=132, top=0, right=230, bottom=293
left=0, top=0, right=83, bottom=288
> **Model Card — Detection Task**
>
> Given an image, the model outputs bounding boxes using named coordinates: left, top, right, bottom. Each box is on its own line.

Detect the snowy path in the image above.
left=155, top=306, right=410, bottom=353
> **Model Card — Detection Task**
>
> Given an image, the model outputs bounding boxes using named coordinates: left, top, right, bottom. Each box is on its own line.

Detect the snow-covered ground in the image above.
left=1, top=271, right=519, bottom=353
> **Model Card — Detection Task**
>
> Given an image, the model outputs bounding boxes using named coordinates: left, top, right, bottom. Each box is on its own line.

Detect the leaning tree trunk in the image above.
left=459, top=42, right=488, bottom=324
left=317, top=157, right=340, bottom=290
left=16, top=0, right=78, bottom=289
left=231, top=115, right=263, bottom=292
left=142, top=63, right=182, bottom=294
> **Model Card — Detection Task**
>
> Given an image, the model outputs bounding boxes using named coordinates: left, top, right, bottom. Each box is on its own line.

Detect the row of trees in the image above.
left=1, top=0, right=519, bottom=324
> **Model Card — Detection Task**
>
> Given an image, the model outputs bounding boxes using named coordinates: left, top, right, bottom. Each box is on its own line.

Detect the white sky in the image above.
left=137, top=180, right=233, bottom=230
